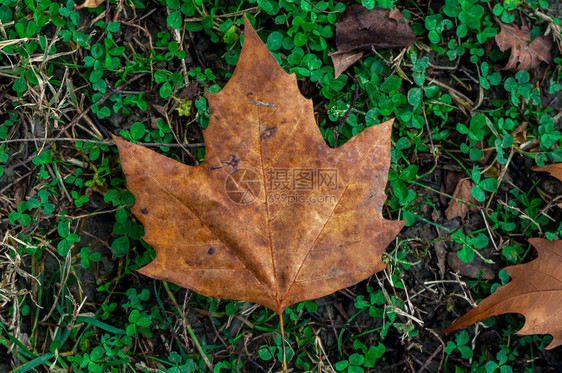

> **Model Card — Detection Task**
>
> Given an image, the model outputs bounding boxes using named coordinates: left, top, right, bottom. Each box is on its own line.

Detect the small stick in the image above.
left=416, top=345, right=443, bottom=373
left=186, top=323, right=214, bottom=371
left=419, top=85, right=435, bottom=155
left=163, top=282, right=213, bottom=370
left=408, top=180, right=480, bottom=210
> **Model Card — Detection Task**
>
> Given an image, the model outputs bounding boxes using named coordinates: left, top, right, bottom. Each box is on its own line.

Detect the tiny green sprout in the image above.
left=504, top=71, right=541, bottom=106
left=425, top=14, right=452, bottom=45
left=189, top=67, right=216, bottom=82
left=445, top=330, right=473, bottom=368
left=126, top=309, right=152, bottom=337
left=485, top=349, right=514, bottom=373
left=479, top=62, right=502, bottom=90
left=71, top=190, right=90, bottom=208
left=452, top=230, right=490, bottom=263
left=80, top=247, right=101, bottom=269
left=130, top=122, right=146, bottom=141
left=492, top=3, right=516, bottom=23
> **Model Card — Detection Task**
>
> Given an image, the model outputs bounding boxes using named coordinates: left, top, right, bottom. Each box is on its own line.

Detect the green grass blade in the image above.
left=9, top=352, right=53, bottom=373
left=75, top=316, right=126, bottom=335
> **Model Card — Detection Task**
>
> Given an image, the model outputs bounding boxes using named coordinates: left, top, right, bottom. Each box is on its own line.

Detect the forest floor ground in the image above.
left=0, top=0, right=561, bottom=372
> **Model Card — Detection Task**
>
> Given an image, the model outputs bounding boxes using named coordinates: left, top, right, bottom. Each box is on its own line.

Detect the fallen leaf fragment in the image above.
left=445, top=179, right=478, bottom=220
left=330, top=5, right=417, bottom=78
left=447, top=252, right=495, bottom=280
left=495, top=22, right=552, bottom=71
left=334, top=5, right=417, bottom=51
left=511, top=121, right=528, bottom=144
left=444, top=238, right=562, bottom=349
left=434, top=241, right=447, bottom=279
left=533, top=163, right=562, bottom=183
left=114, top=17, right=404, bottom=314
left=440, top=170, right=463, bottom=206
left=331, top=51, right=365, bottom=80
left=75, top=0, right=104, bottom=9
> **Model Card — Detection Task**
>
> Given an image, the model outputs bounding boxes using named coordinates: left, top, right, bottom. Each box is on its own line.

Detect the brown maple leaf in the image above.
left=330, top=5, right=417, bottom=78
left=114, top=18, right=404, bottom=315
left=495, top=22, right=552, bottom=71
left=444, top=238, right=562, bottom=349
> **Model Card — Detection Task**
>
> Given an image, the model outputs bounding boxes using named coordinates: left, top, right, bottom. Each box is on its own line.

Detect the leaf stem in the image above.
left=279, top=308, right=287, bottom=372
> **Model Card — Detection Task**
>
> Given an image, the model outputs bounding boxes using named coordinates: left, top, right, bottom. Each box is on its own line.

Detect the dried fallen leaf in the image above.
left=444, top=238, right=562, bottom=349
left=445, top=178, right=478, bottom=220
left=511, top=121, right=528, bottom=144
left=114, top=18, right=404, bottom=315
left=331, top=50, right=365, bottom=80
left=330, top=5, right=417, bottom=78
left=533, top=163, right=562, bottom=208
left=447, top=251, right=495, bottom=280
left=434, top=241, right=447, bottom=279
left=495, top=22, right=552, bottom=71
left=74, top=0, right=104, bottom=9
left=533, top=163, right=562, bottom=183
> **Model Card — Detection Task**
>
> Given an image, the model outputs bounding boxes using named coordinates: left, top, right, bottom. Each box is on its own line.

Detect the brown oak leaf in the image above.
left=114, top=18, right=404, bottom=314
left=495, top=22, right=552, bottom=71
left=330, top=5, right=417, bottom=78
left=444, top=238, right=562, bottom=349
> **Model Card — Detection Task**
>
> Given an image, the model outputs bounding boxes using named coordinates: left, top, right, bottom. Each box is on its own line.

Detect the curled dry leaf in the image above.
left=74, top=0, right=105, bottom=9
left=444, top=238, right=562, bottom=349
left=114, top=17, right=404, bottom=314
left=330, top=5, right=417, bottom=78
left=495, top=22, right=552, bottom=71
